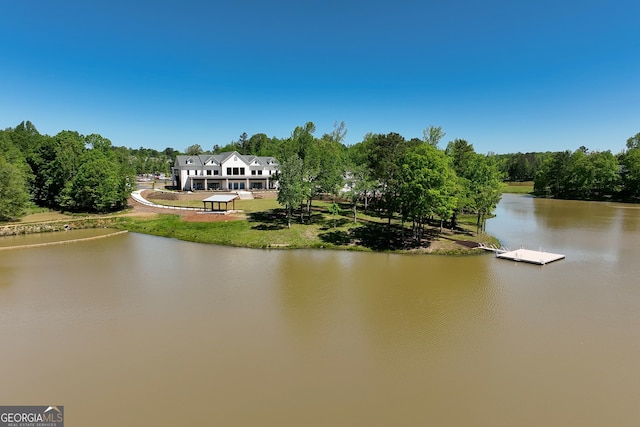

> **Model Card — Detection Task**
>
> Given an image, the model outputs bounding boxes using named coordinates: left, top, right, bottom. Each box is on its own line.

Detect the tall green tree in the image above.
left=325, top=121, right=348, bottom=145
left=445, top=139, right=476, bottom=227
left=237, top=132, right=249, bottom=154
left=400, top=143, right=458, bottom=242
left=9, top=121, right=42, bottom=160
left=52, top=131, right=87, bottom=206
left=0, top=130, right=32, bottom=183
left=626, top=132, right=640, bottom=150
left=467, top=155, right=503, bottom=233
left=60, top=135, right=132, bottom=212
left=314, top=136, right=346, bottom=199
left=343, top=162, right=376, bottom=223
left=500, top=152, right=545, bottom=181
left=249, top=133, right=278, bottom=156
left=566, top=148, right=594, bottom=199
left=422, top=125, right=446, bottom=148
left=0, top=156, right=30, bottom=221
left=535, top=149, right=620, bottom=199
left=621, top=148, right=640, bottom=198
left=368, top=132, right=407, bottom=241
left=536, top=150, right=572, bottom=197
left=185, top=144, right=204, bottom=155
left=276, top=154, right=308, bottom=228
left=29, top=135, right=62, bottom=207
left=590, top=151, right=619, bottom=195
left=344, top=136, right=376, bottom=222
left=446, top=139, right=476, bottom=177
left=281, top=122, right=346, bottom=218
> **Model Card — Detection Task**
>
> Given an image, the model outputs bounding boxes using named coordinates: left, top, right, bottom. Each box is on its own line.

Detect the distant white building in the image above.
left=172, top=151, right=279, bottom=191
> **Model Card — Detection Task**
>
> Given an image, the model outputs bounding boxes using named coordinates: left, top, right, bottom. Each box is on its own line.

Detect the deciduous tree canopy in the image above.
left=0, top=122, right=134, bottom=216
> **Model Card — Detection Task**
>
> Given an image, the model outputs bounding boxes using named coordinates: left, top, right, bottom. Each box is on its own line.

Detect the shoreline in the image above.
left=1, top=192, right=499, bottom=255
left=0, top=214, right=496, bottom=255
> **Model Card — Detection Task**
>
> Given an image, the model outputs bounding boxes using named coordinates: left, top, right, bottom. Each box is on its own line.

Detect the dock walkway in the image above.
left=478, top=243, right=565, bottom=265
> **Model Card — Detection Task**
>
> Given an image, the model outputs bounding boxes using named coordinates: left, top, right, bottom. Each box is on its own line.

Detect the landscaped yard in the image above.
left=4, top=191, right=498, bottom=255
left=119, top=193, right=497, bottom=254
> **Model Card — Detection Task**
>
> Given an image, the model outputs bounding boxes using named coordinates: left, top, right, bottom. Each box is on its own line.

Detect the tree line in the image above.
left=0, top=121, right=136, bottom=220
left=5, top=118, right=633, bottom=229
left=493, top=132, right=640, bottom=200
left=1, top=120, right=504, bottom=241
left=273, top=122, right=503, bottom=241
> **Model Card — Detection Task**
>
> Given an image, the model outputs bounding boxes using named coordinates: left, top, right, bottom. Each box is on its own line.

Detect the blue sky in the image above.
left=1, top=0, right=639, bottom=154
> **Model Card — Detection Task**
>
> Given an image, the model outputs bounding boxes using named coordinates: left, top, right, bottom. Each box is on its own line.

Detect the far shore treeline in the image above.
left=1, top=120, right=639, bottom=225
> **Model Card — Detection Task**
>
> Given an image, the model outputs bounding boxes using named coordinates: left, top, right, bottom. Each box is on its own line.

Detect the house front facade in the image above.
left=172, top=151, right=279, bottom=191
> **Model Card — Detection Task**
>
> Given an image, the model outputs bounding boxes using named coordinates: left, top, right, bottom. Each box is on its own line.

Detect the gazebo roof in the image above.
left=202, top=194, right=239, bottom=203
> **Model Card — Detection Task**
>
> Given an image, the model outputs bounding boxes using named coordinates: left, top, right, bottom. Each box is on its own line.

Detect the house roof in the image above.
left=174, top=151, right=279, bottom=168
left=174, top=156, right=203, bottom=167
left=202, top=194, right=239, bottom=203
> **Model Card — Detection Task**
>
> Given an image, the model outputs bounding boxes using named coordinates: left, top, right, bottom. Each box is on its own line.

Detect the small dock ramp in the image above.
left=477, top=243, right=565, bottom=265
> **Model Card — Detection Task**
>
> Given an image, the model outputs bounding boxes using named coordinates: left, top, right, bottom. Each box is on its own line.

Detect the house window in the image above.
left=227, top=167, right=232, bottom=175
left=251, top=170, right=256, bottom=175
left=214, top=170, right=219, bottom=175
left=187, top=170, right=190, bottom=176
left=258, top=170, right=262, bottom=175
left=240, top=167, right=245, bottom=175
left=206, top=170, right=212, bottom=175
left=233, top=167, right=239, bottom=175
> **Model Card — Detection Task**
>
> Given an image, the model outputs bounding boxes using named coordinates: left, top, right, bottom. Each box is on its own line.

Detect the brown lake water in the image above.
left=1, top=194, right=640, bottom=426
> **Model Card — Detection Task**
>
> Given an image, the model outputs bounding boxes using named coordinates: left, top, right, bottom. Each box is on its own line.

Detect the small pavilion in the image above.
left=202, top=194, right=239, bottom=213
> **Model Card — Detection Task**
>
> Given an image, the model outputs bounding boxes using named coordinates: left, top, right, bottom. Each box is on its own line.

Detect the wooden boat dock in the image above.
left=477, top=243, right=565, bottom=265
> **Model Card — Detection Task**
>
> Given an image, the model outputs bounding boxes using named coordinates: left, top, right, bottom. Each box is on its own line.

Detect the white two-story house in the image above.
left=172, top=151, right=279, bottom=191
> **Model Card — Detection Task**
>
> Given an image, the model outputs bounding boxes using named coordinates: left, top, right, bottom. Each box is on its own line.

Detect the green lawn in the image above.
left=117, top=199, right=498, bottom=254
left=7, top=196, right=498, bottom=254
left=3, top=205, right=85, bottom=224
left=502, top=181, right=534, bottom=194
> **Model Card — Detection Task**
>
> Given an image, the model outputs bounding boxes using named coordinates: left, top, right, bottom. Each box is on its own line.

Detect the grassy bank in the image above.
left=116, top=203, right=498, bottom=254
left=3, top=197, right=499, bottom=255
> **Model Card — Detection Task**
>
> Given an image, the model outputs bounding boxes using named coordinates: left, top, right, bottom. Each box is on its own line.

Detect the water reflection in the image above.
left=275, top=249, right=502, bottom=369
left=619, top=204, right=640, bottom=233
left=533, top=197, right=616, bottom=230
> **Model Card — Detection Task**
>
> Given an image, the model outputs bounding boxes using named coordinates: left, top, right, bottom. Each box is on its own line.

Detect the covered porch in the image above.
left=202, top=194, right=239, bottom=213
left=187, top=176, right=274, bottom=191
